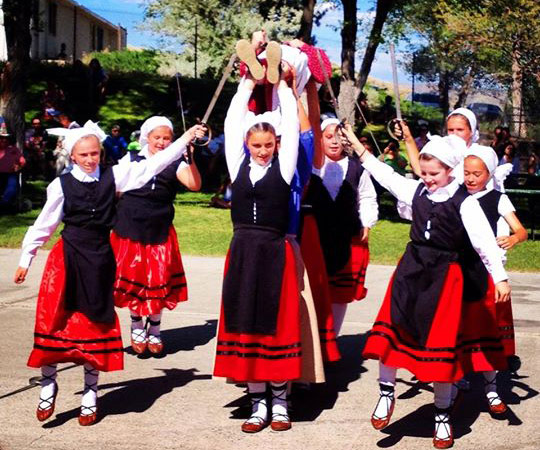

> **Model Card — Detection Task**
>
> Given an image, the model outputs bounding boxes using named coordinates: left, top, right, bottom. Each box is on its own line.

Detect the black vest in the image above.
left=477, top=190, right=503, bottom=235
left=114, top=152, right=182, bottom=244
left=60, top=166, right=116, bottom=232
left=303, top=156, right=364, bottom=274
left=59, top=167, right=117, bottom=323
left=230, top=155, right=290, bottom=233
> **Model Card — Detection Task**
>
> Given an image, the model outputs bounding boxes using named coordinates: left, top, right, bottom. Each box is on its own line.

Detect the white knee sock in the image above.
left=246, top=382, right=267, bottom=424
left=39, top=364, right=58, bottom=405
left=81, top=364, right=99, bottom=415
left=270, top=381, right=289, bottom=421
left=483, top=371, right=501, bottom=405
left=434, top=382, right=452, bottom=440
left=374, top=362, right=397, bottom=419
left=332, top=303, right=348, bottom=336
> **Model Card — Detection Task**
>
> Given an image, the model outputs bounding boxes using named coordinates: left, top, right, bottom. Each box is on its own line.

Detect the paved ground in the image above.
left=0, top=248, right=538, bottom=450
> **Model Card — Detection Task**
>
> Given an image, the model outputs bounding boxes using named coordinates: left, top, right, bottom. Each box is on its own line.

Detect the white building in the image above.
left=30, top=0, right=127, bottom=61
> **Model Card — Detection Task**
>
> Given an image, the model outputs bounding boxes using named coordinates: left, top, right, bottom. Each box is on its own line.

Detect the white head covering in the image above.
left=420, top=134, right=466, bottom=169
left=320, top=117, right=340, bottom=131
left=464, top=145, right=498, bottom=174
left=447, top=107, right=479, bottom=144
left=244, top=110, right=282, bottom=137
left=139, top=116, right=174, bottom=146
left=47, top=120, right=106, bottom=154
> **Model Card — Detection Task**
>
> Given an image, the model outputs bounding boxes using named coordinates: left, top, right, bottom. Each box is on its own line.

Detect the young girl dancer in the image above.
left=213, top=68, right=300, bottom=432
left=14, top=121, right=204, bottom=425
left=111, top=116, right=201, bottom=355
left=461, top=147, right=527, bottom=414
left=340, top=126, right=511, bottom=449
left=303, top=118, right=378, bottom=336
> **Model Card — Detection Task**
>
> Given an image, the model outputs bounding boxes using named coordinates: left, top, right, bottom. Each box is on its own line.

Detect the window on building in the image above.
left=92, top=25, right=104, bottom=51
left=48, top=2, right=57, bottom=36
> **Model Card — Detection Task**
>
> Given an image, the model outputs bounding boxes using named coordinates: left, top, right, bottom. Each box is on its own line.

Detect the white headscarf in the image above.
left=464, top=145, right=498, bottom=174
left=420, top=134, right=466, bottom=169
left=447, top=107, right=479, bottom=144
left=139, top=116, right=174, bottom=147
left=47, top=120, right=106, bottom=154
left=244, top=110, right=282, bottom=137
left=320, top=117, right=340, bottom=131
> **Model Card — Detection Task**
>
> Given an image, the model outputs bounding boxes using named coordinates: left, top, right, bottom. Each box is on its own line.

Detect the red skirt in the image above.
left=300, top=215, right=341, bottom=362
left=457, top=277, right=508, bottom=373
left=328, top=236, right=369, bottom=304
left=214, top=241, right=302, bottom=382
left=496, top=299, right=516, bottom=357
left=27, top=239, right=124, bottom=372
left=111, top=226, right=188, bottom=316
left=363, top=263, right=465, bottom=383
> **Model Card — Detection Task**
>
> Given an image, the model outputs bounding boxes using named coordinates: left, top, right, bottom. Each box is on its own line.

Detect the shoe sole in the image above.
left=265, top=41, right=281, bottom=84
left=236, top=40, right=264, bottom=81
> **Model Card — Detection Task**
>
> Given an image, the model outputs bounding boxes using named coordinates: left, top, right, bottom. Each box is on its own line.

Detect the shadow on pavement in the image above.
left=124, top=319, right=217, bottom=360
left=223, top=332, right=369, bottom=423
left=376, top=369, right=538, bottom=447
left=43, top=367, right=211, bottom=428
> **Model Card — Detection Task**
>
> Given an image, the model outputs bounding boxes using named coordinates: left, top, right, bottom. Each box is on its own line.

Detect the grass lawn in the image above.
left=1, top=190, right=538, bottom=272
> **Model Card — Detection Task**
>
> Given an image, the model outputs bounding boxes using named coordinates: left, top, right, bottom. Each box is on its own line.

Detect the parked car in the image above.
left=411, top=93, right=441, bottom=108
left=466, top=103, right=503, bottom=121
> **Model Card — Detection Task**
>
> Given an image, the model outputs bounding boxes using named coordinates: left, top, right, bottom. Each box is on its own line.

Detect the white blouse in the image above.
left=19, top=135, right=192, bottom=269
left=224, top=81, right=299, bottom=186
left=312, top=156, right=379, bottom=229
left=362, top=153, right=508, bottom=284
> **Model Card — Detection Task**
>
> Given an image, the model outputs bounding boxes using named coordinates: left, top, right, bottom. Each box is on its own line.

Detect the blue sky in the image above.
left=75, top=0, right=411, bottom=84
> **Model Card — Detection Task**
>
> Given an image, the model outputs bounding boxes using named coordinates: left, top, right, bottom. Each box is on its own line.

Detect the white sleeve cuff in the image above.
left=19, top=252, right=34, bottom=269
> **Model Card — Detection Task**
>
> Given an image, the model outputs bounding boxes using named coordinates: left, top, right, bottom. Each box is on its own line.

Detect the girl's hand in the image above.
left=184, top=124, right=206, bottom=142
left=395, top=119, right=413, bottom=141
left=360, top=227, right=370, bottom=243
left=496, top=235, right=518, bottom=250
left=494, top=280, right=511, bottom=303
left=339, top=123, right=367, bottom=159
left=14, top=267, right=28, bottom=284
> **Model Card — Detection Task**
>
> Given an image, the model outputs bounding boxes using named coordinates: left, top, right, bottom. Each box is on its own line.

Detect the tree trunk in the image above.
left=511, top=42, right=525, bottom=138
left=438, top=69, right=450, bottom=120
left=454, top=68, right=475, bottom=109
left=297, top=0, right=316, bottom=43
left=356, top=0, right=396, bottom=93
left=338, top=0, right=357, bottom=123
left=1, top=0, right=33, bottom=149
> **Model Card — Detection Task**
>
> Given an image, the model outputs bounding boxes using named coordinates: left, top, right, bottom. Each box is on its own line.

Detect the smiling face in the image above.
left=464, top=156, right=490, bottom=194
left=71, top=135, right=101, bottom=174
left=419, top=156, right=453, bottom=192
left=246, top=130, right=277, bottom=166
left=322, top=124, right=344, bottom=161
left=446, top=115, right=473, bottom=146
left=147, top=126, right=173, bottom=155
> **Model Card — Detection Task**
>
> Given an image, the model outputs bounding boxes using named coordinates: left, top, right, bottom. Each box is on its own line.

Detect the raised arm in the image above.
left=15, top=179, right=65, bottom=282
left=397, top=120, right=421, bottom=176
left=113, top=125, right=204, bottom=192
left=340, top=124, right=420, bottom=206
left=225, top=78, right=254, bottom=182
left=277, top=75, right=300, bottom=184
left=305, top=79, right=324, bottom=170
left=460, top=197, right=510, bottom=302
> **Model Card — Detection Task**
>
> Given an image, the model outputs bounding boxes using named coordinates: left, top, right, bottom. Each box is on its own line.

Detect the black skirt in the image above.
left=222, top=224, right=286, bottom=335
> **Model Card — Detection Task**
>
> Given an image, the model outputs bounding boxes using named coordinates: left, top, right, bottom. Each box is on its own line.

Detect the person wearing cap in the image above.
left=0, top=130, right=25, bottom=212
left=302, top=117, right=378, bottom=339
left=102, top=124, right=128, bottom=165
left=458, top=147, right=527, bottom=415
left=13, top=120, right=205, bottom=427
left=111, top=116, right=202, bottom=356
left=339, top=125, right=511, bottom=449
left=213, top=68, right=300, bottom=433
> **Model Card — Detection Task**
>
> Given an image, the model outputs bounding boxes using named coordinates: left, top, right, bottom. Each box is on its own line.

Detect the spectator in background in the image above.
left=0, top=131, right=25, bottom=213
left=414, top=120, right=429, bottom=151
left=24, top=118, right=48, bottom=180
left=359, top=136, right=374, bottom=154
left=103, top=124, right=127, bottom=165
left=57, top=43, right=67, bottom=60
left=41, top=81, right=65, bottom=119
left=378, top=139, right=407, bottom=175
left=499, top=142, right=520, bottom=174
left=527, top=148, right=539, bottom=176
left=490, top=125, right=504, bottom=152
left=126, top=130, right=141, bottom=152
left=89, top=58, right=108, bottom=107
